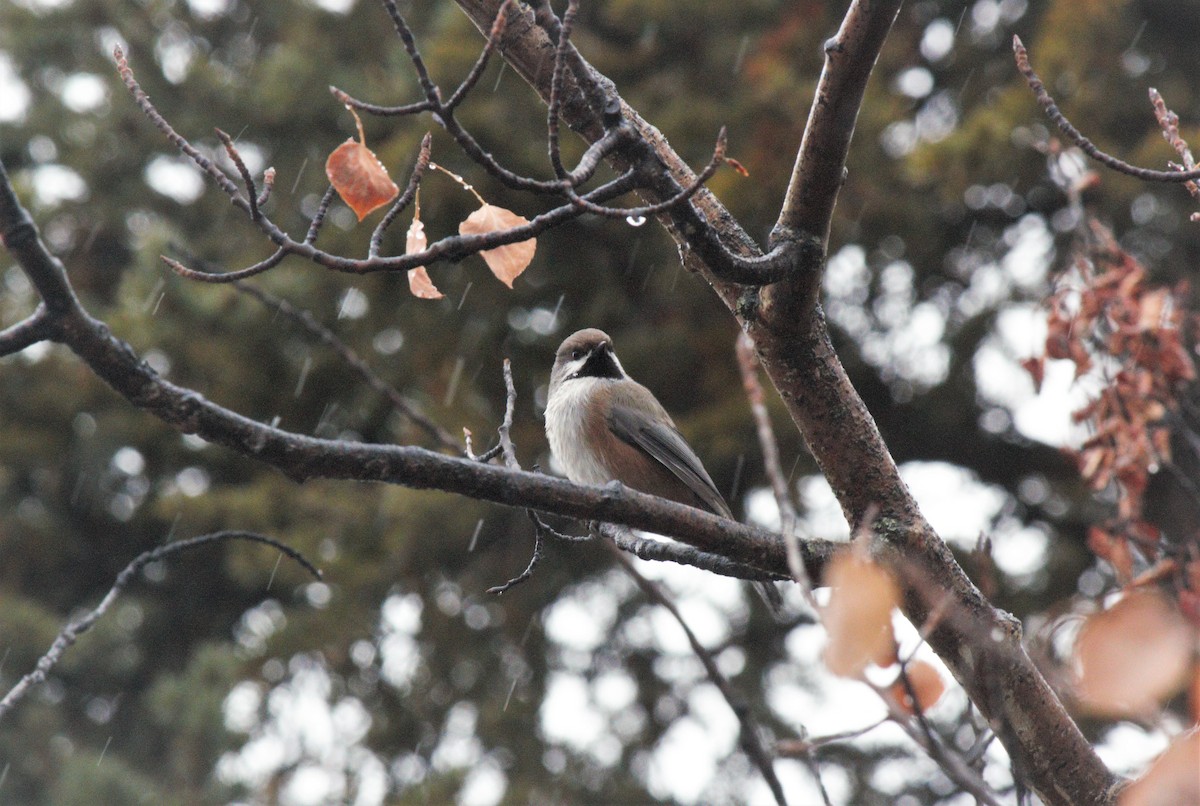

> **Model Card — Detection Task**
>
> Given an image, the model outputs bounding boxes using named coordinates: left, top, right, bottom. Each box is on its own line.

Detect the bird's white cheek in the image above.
left=545, top=378, right=613, bottom=486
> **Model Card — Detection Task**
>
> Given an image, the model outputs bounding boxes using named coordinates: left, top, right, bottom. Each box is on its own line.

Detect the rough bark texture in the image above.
left=452, top=1, right=1121, bottom=803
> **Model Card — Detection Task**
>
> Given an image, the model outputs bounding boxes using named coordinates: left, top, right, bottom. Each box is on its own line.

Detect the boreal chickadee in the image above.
left=545, top=329, right=782, bottom=607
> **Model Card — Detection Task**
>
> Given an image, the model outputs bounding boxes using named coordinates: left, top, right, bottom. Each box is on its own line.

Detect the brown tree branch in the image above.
left=451, top=1, right=1120, bottom=802
left=0, top=306, right=52, bottom=357
left=774, top=0, right=903, bottom=245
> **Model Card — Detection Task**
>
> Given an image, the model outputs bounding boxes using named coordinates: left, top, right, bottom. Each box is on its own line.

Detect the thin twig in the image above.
left=1148, top=88, right=1200, bottom=204
left=305, top=185, right=337, bottom=245
left=0, top=530, right=320, bottom=721
left=0, top=306, right=52, bottom=357
left=1013, top=37, right=1200, bottom=184
left=601, top=523, right=789, bottom=582
left=608, top=544, right=789, bottom=806
left=215, top=128, right=261, bottom=221
left=370, top=132, right=433, bottom=258
left=445, top=0, right=513, bottom=112
left=487, top=511, right=545, bottom=595
left=546, top=0, right=579, bottom=180
left=735, top=333, right=819, bottom=607
left=162, top=247, right=287, bottom=283
left=872, top=673, right=1004, bottom=806
left=497, top=358, right=520, bottom=470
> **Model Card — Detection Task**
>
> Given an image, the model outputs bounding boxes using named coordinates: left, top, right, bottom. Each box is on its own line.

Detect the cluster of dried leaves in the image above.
left=325, top=109, right=535, bottom=299
left=1025, top=214, right=1198, bottom=802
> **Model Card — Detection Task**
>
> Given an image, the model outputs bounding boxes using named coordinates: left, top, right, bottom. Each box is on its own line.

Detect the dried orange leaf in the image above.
left=325, top=139, right=399, bottom=221
left=404, top=217, right=443, bottom=299
left=407, top=267, right=442, bottom=299
left=458, top=204, right=536, bottom=288
left=1074, top=591, right=1194, bottom=717
left=822, top=542, right=899, bottom=678
left=724, top=157, right=751, bottom=177
left=1119, top=731, right=1200, bottom=806
left=890, top=660, right=947, bottom=716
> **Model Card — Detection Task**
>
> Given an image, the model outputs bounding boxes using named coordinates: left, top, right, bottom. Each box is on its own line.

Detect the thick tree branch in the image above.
left=774, top=0, right=903, bottom=245
left=451, top=2, right=1120, bottom=802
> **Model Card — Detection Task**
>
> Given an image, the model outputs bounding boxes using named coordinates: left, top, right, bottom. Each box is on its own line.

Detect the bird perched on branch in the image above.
left=545, top=328, right=780, bottom=606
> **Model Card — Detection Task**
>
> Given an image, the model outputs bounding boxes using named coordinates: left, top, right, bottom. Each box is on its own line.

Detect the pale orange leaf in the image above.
left=890, top=660, right=948, bottom=716
left=404, top=217, right=443, bottom=300
left=325, top=139, right=399, bottom=221
left=821, top=542, right=899, bottom=678
left=1119, top=731, right=1200, bottom=806
left=1074, top=591, right=1194, bottom=717
left=458, top=204, right=536, bottom=288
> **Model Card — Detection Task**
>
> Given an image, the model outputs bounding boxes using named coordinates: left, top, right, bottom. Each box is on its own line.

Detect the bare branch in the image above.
left=1013, top=37, right=1200, bottom=184
left=444, top=0, right=513, bottom=112
left=1149, top=88, right=1200, bottom=204
left=0, top=530, right=319, bottom=722
left=115, top=47, right=246, bottom=208
left=546, top=0, right=579, bottom=180
left=774, top=0, right=903, bottom=246
left=370, top=132, right=432, bottom=258
left=0, top=306, right=52, bottom=357
left=600, top=523, right=813, bottom=583
left=163, top=248, right=287, bottom=283
left=215, top=127, right=262, bottom=221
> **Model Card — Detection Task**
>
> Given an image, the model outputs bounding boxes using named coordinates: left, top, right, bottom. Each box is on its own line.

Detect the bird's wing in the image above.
left=608, top=403, right=733, bottom=519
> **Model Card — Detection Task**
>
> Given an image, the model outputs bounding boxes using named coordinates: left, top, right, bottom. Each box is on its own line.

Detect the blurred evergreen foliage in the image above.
left=0, top=0, right=1196, bottom=802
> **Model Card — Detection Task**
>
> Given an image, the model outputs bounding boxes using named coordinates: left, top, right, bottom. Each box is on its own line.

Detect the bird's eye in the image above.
left=571, top=349, right=584, bottom=360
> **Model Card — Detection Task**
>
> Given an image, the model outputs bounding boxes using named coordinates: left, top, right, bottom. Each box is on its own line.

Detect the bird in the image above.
left=545, top=328, right=781, bottom=606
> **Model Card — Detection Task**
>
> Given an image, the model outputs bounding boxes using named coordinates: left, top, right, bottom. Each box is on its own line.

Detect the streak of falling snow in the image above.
left=142, top=277, right=165, bottom=313
left=1127, top=19, right=1148, bottom=50
left=315, top=402, right=338, bottom=435
left=493, top=61, right=507, bottom=93
left=468, top=519, right=484, bottom=552
left=0, top=762, right=9, bottom=791
left=503, top=676, right=519, bottom=712
left=151, top=292, right=165, bottom=316
left=732, top=34, right=750, bottom=74
left=97, top=735, right=112, bottom=767
left=266, top=554, right=283, bottom=590
left=269, top=414, right=281, bottom=428
left=458, top=281, right=473, bottom=310
left=444, top=356, right=466, bottom=406
left=549, top=293, right=565, bottom=331
left=291, top=156, right=309, bottom=194
left=626, top=214, right=646, bottom=227
left=954, top=6, right=968, bottom=36
left=294, top=354, right=313, bottom=397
